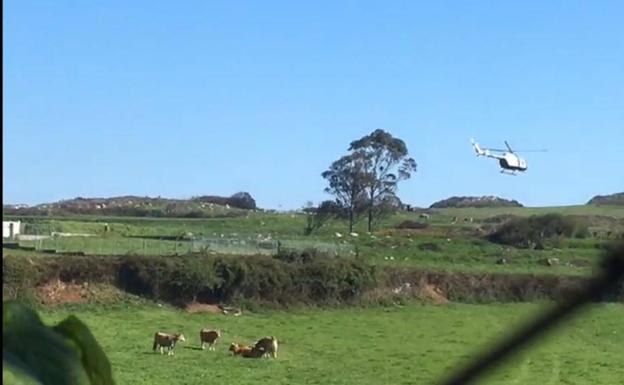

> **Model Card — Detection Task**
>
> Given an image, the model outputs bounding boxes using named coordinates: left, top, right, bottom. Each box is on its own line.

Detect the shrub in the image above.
left=126, top=254, right=376, bottom=306
left=274, top=248, right=331, bottom=264
left=395, top=220, right=429, bottom=230
left=228, top=192, right=257, bottom=210
left=192, top=192, right=257, bottom=210
left=3, top=302, right=114, bottom=385
left=488, top=213, right=590, bottom=248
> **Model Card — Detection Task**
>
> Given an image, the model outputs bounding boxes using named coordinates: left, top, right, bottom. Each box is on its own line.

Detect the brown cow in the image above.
left=254, top=336, right=278, bottom=358
left=229, top=342, right=251, bottom=355
left=153, top=332, right=186, bottom=355
left=228, top=342, right=264, bottom=358
left=200, top=329, right=220, bottom=351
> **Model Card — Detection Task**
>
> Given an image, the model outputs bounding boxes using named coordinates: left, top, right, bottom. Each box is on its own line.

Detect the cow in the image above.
left=229, top=342, right=252, bottom=355
left=229, top=342, right=264, bottom=358
left=200, top=329, right=220, bottom=351
left=254, top=336, right=279, bottom=358
left=153, top=332, right=186, bottom=356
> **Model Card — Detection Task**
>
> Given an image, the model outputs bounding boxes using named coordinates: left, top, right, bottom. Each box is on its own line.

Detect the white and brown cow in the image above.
left=153, top=332, right=186, bottom=356
left=200, top=329, right=221, bottom=351
left=254, top=336, right=279, bottom=358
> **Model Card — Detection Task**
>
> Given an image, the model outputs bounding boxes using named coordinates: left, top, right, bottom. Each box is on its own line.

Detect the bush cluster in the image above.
left=395, top=220, right=429, bottom=230
left=118, top=253, right=377, bottom=306
left=488, top=213, right=589, bottom=248
left=3, top=252, right=377, bottom=307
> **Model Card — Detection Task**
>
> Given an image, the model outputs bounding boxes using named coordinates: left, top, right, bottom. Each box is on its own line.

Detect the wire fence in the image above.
left=190, top=237, right=355, bottom=256
left=7, top=235, right=355, bottom=257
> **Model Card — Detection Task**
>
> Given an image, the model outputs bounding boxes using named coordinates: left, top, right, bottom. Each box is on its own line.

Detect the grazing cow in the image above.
left=229, top=342, right=264, bottom=358
left=200, top=329, right=220, bottom=351
left=153, top=332, right=186, bottom=356
left=254, top=336, right=279, bottom=358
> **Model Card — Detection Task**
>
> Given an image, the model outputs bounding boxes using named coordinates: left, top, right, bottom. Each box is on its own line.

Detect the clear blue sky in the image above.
left=4, top=1, right=623, bottom=209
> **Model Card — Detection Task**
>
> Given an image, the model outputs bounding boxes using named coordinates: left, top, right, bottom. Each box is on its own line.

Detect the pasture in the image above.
left=39, top=302, right=624, bottom=385
left=5, top=204, right=623, bottom=276
left=5, top=205, right=624, bottom=384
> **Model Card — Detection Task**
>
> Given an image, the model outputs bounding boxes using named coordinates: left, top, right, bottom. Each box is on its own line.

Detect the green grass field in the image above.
left=6, top=206, right=624, bottom=384
left=7, top=204, right=624, bottom=237
left=39, top=303, right=624, bottom=385
left=434, top=205, right=624, bottom=220
left=5, top=204, right=622, bottom=276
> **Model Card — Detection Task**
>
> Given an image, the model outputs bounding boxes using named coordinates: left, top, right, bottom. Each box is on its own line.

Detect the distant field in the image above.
left=4, top=234, right=605, bottom=276
left=39, top=303, right=624, bottom=385
left=5, top=204, right=623, bottom=238
left=5, top=205, right=621, bottom=276
left=433, top=204, right=624, bottom=219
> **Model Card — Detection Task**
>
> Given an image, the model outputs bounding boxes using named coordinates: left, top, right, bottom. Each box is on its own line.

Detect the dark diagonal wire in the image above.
left=437, top=242, right=624, bottom=385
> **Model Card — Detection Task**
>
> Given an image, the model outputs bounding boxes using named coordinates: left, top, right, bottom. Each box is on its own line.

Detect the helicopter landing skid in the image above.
left=500, top=170, right=518, bottom=176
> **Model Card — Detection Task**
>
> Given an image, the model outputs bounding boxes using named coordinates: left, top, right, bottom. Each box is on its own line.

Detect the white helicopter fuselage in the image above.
left=472, top=140, right=528, bottom=172
left=498, top=153, right=527, bottom=171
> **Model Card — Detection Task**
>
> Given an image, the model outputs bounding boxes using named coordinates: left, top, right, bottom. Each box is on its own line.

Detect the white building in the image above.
left=2, top=221, right=22, bottom=238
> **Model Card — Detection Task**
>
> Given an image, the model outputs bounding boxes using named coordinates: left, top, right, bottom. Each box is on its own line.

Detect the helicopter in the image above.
left=471, top=139, right=546, bottom=175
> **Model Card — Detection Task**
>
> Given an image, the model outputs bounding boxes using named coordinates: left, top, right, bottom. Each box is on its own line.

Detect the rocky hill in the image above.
left=587, top=192, right=624, bottom=206
left=429, top=196, right=523, bottom=209
left=3, top=192, right=257, bottom=218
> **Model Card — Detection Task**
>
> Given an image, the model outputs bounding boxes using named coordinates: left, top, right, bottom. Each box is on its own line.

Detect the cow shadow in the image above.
left=183, top=346, right=205, bottom=351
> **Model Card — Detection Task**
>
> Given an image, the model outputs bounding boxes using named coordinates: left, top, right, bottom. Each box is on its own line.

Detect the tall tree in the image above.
left=321, top=153, right=368, bottom=233
left=349, top=129, right=417, bottom=231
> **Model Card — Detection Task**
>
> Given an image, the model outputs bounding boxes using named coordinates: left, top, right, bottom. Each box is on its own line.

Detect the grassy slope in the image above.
left=39, top=303, right=624, bottom=385
left=434, top=204, right=624, bottom=218
left=4, top=205, right=622, bottom=275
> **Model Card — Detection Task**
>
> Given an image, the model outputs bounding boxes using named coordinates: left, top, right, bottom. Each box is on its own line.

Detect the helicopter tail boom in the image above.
left=471, top=139, right=486, bottom=156
left=471, top=138, right=505, bottom=159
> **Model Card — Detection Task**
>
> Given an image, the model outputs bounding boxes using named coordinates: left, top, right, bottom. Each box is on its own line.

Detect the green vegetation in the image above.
left=3, top=302, right=113, bottom=385
left=488, top=213, right=590, bottom=248
left=35, top=303, right=624, bottom=385
left=321, top=129, right=417, bottom=232
left=3, top=253, right=379, bottom=307
left=3, top=204, right=623, bottom=385
left=5, top=204, right=623, bottom=276
left=434, top=204, right=624, bottom=219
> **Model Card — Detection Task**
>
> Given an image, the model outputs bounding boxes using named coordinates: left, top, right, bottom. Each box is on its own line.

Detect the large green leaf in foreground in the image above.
left=2, top=302, right=114, bottom=385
